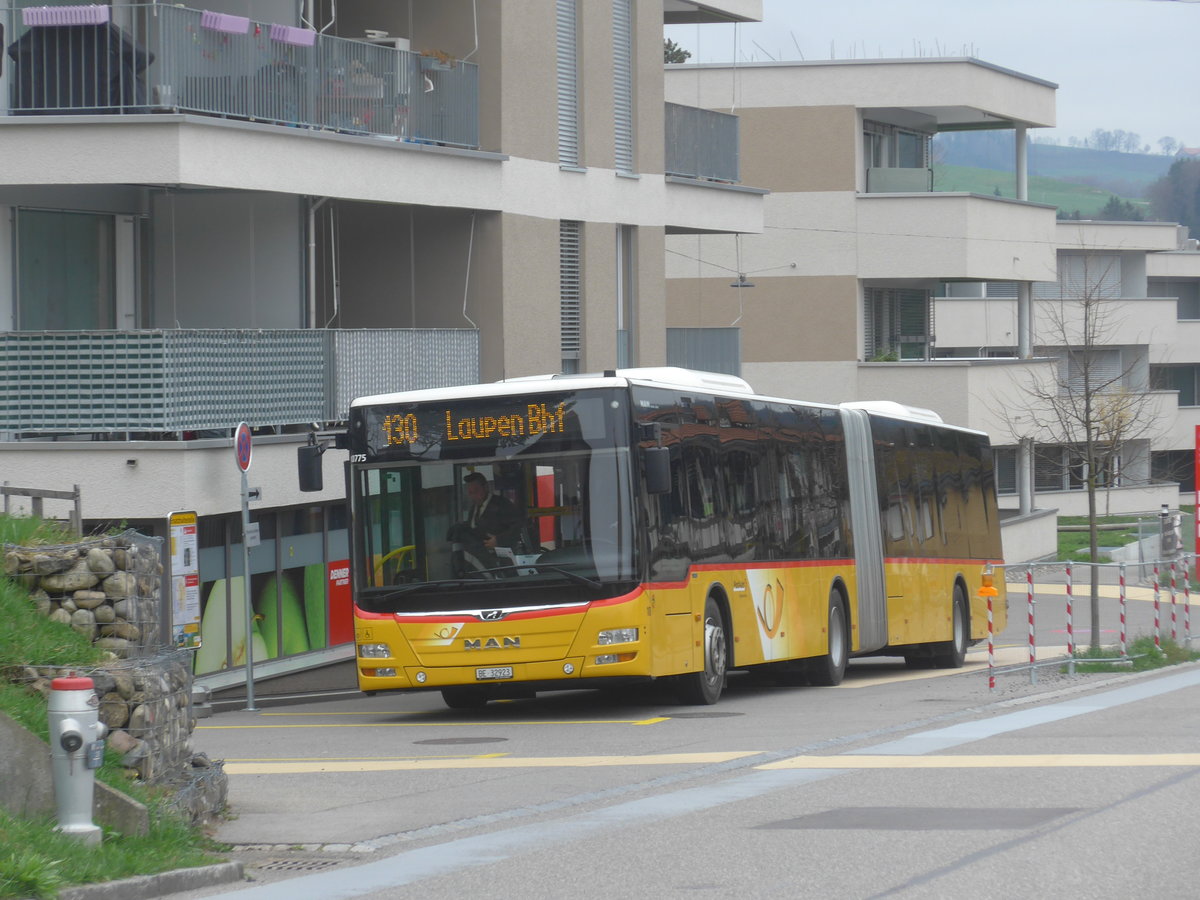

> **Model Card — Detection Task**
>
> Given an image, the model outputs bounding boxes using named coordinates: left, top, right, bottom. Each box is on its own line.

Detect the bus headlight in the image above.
left=358, top=643, right=391, bottom=658
left=597, top=628, right=638, bottom=645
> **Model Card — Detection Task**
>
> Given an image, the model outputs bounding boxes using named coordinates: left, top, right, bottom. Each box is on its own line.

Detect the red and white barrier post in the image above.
left=1027, top=567, right=1037, bottom=686
left=1154, top=563, right=1162, bottom=649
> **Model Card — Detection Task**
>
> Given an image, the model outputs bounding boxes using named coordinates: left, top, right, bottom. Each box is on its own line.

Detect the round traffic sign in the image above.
left=234, top=422, right=253, bottom=472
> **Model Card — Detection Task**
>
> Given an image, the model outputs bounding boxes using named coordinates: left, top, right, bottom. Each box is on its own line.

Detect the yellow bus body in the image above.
left=354, top=559, right=1005, bottom=692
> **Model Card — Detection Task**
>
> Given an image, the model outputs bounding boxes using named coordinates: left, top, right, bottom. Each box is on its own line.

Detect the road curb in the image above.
left=57, top=861, right=244, bottom=900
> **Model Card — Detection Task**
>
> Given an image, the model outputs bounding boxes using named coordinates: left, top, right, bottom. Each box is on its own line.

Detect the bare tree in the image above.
left=1009, top=251, right=1161, bottom=649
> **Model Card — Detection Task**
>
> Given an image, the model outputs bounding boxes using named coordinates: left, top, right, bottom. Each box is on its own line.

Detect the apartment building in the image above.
left=665, top=56, right=1200, bottom=559
left=0, top=0, right=764, bottom=684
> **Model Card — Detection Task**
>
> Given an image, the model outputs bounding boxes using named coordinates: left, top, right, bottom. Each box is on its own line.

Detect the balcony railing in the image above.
left=1, top=4, right=479, bottom=148
left=0, top=328, right=479, bottom=434
left=664, top=102, right=739, bottom=183
left=865, top=166, right=933, bottom=193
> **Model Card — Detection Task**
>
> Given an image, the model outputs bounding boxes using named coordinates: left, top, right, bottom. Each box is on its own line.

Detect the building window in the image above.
left=1151, top=364, right=1199, bottom=407
left=1064, top=348, right=1125, bottom=395
left=16, top=208, right=117, bottom=330
left=1034, top=253, right=1121, bottom=300
left=993, top=447, right=1017, bottom=495
left=1152, top=450, right=1196, bottom=494
left=1033, top=444, right=1121, bottom=492
left=1148, top=278, right=1200, bottom=320
left=864, top=288, right=933, bottom=360
left=863, top=121, right=931, bottom=191
left=560, top=220, right=582, bottom=373
left=616, top=224, right=635, bottom=367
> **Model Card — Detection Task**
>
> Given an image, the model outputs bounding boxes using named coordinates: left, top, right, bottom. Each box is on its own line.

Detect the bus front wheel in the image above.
left=932, top=586, right=969, bottom=668
left=674, top=596, right=728, bottom=705
left=807, top=591, right=848, bottom=686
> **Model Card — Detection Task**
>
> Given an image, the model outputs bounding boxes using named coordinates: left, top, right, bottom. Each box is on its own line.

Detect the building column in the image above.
left=1017, top=281, right=1033, bottom=359
left=1018, top=436, right=1034, bottom=516
left=1015, top=125, right=1028, bottom=201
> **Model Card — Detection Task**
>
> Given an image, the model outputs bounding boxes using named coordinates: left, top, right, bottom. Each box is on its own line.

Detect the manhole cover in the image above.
left=413, top=736, right=508, bottom=745
left=256, top=859, right=344, bottom=872
left=660, top=712, right=744, bottom=719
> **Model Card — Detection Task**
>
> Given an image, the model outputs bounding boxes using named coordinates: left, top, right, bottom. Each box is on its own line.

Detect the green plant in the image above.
left=0, top=515, right=73, bottom=548
left=0, top=847, right=65, bottom=900
left=869, top=350, right=899, bottom=362
left=1068, top=635, right=1200, bottom=673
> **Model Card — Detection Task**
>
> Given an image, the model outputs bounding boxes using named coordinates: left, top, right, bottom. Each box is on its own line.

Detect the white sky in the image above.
left=664, top=0, right=1199, bottom=150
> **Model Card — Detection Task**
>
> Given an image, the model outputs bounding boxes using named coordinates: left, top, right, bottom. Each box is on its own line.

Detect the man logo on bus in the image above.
left=464, top=637, right=521, bottom=650
left=479, top=609, right=507, bottom=621
left=756, top=579, right=784, bottom=640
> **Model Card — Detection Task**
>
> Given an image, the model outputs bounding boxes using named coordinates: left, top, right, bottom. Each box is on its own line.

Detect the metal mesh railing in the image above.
left=664, top=102, right=739, bottom=183
left=0, top=328, right=479, bottom=433
left=329, top=329, right=480, bottom=418
left=1, top=4, right=479, bottom=148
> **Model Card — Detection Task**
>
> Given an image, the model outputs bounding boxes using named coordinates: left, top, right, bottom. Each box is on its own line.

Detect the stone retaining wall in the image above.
left=2, top=531, right=227, bottom=825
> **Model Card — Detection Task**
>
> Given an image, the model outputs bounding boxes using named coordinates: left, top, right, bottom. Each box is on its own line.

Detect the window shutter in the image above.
left=560, top=221, right=582, bottom=366
left=1066, top=348, right=1122, bottom=394
left=556, top=0, right=580, bottom=167
left=612, top=0, right=634, bottom=173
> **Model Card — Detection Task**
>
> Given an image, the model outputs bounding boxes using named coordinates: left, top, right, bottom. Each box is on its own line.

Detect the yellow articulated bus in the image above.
left=320, top=367, right=1005, bottom=709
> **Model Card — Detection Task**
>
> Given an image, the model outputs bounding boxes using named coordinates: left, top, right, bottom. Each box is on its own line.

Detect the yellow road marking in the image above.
left=199, top=716, right=669, bottom=730
left=759, top=754, right=1200, bottom=770
left=258, top=711, right=425, bottom=716
left=228, top=753, right=511, bottom=762
left=223, top=751, right=758, bottom=774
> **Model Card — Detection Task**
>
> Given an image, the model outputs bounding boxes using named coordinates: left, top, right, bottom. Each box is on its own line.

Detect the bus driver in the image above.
left=449, top=472, right=524, bottom=570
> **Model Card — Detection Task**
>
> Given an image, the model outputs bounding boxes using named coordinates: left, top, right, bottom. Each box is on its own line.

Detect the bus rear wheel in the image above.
left=932, top=586, right=969, bottom=669
left=807, top=591, right=848, bottom=686
left=674, top=596, right=728, bottom=705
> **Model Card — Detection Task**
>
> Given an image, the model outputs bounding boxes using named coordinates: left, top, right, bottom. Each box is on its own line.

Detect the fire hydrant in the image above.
left=48, top=675, right=107, bottom=844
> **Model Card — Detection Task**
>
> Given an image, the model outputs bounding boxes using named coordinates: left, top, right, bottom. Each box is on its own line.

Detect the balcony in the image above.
left=856, top=193, right=1058, bottom=281
left=0, top=4, right=478, bottom=148
left=665, top=102, right=739, bottom=183
left=0, top=329, right=479, bottom=435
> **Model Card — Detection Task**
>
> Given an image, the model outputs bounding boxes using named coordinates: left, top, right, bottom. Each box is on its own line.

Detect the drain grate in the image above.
left=256, top=858, right=344, bottom=872
left=660, top=712, right=744, bottom=719
left=414, top=736, right=508, bottom=745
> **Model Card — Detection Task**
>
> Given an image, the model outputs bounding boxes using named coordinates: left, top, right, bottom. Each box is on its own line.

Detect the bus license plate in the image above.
left=475, top=666, right=513, bottom=681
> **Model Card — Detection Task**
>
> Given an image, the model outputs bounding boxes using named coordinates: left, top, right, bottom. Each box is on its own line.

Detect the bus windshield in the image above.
left=354, top=448, right=637, bottom=610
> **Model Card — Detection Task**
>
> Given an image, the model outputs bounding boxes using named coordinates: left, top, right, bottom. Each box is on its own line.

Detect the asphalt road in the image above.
left=166, top=584, right=1200, bottom=899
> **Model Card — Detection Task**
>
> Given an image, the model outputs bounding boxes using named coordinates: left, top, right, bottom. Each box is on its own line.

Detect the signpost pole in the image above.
left=235, top=423, right=257, bottom=712
left=241, top=467, right=256, bottom=711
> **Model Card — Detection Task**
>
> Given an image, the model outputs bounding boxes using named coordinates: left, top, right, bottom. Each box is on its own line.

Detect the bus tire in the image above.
left=932, top=585, right=969, bottom=669
left=674, top=596, right=728, bottom=705
left=807, top=591, right=848, bottom=686
left=442, top=687, right=488, bottom=709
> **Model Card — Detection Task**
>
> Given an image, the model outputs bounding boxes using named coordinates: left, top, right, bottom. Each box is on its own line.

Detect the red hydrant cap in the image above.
left=50, top=676, right=95, bottom=691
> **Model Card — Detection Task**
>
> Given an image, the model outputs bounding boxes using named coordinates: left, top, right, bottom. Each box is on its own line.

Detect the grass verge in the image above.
left=1, top=515, right=226, bottom=899
left=1069, top=635, right=1200, bottom=674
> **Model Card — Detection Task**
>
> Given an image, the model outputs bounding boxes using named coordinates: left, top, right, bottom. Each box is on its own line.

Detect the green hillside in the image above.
left=932, top=164, right=1151, bottom=220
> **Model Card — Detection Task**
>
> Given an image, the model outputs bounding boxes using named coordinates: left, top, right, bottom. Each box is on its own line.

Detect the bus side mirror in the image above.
left=298, top=442, right=325, bottom=492
left=644, top=446, right=671, bottom=495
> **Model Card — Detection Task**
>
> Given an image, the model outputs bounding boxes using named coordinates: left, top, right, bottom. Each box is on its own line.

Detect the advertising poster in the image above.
left=169, top=510, right=201, bottom=649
